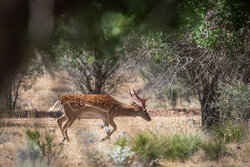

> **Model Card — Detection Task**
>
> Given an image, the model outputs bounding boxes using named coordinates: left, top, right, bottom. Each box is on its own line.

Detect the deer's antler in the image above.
left=129, top=89, right=149, bottom=108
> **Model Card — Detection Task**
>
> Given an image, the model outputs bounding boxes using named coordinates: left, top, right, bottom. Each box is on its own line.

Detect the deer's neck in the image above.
left=114, top=104, right=137, bottom=117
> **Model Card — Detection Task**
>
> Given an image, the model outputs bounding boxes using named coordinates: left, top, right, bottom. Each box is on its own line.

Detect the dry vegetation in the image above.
left=0, top=71, right=249, bottom=167
left=0, top=115, right=249, bottom=167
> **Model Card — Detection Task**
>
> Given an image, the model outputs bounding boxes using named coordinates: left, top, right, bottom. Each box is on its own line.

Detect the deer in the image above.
left=49, top=89, right=151, bottom=142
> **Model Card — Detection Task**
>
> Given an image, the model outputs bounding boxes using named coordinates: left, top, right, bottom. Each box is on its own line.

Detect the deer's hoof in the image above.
left=60, top=137, right=66, bottom=142
left=100, top=123, right=105, bottom=129
left=101, top=136, right=110, bottom=142
left=58, top=137, right=65, bottom=144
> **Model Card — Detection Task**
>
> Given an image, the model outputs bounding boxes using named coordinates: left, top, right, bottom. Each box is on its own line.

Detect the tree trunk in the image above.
left=12, top=76, right=22, bottom=110
left=201, top=76, right=220, bottom=128
left=93, top=61, right=104, bottom=94
left=6, top=80, right=13, bottom=110
left=201, top=91, right=219, bottom=128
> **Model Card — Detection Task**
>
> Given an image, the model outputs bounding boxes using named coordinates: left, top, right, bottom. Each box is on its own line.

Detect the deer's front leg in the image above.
left=101, top=118, right=117, bottom=142
left=101, top=120, right=109, bottom=128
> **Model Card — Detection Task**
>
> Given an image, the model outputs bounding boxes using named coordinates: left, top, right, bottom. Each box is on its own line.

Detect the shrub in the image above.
left=104, top=145, right=135, bottom=166
left=78, top=132, right=134, bottom=167
left=76, top=129, right=106, bottom=166
left=114, top=136, right=128, bottom=149
left=200, top=139, right=235, bottom=161
left=213, top=81, right=250, bottom=121
left=15, top=129, right=63, bottom=167
left=132, top=131, right=202, bottom=161
left=211, top=120, right=246, bottom=143
left=162, top=134, right=201, bottom=160
left=132, top=132, right=160, bottom=161
left=0, top=131, right=9, bottom=144
left=76, top=128, right=101, bottom=144
left=83, top=146, right=107, bottom=167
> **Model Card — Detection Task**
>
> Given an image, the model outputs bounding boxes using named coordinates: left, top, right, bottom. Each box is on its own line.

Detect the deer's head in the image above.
left=130, top=89, right=151, bottom=121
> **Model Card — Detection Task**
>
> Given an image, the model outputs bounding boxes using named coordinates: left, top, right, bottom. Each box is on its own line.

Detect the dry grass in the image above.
left=0, top=116, right=249, bottom=167
left=16, top=70, right=200, bottom=111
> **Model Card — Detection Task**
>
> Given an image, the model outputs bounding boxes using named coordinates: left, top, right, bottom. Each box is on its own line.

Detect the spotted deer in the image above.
left=49, top=89, right=151, bottom=142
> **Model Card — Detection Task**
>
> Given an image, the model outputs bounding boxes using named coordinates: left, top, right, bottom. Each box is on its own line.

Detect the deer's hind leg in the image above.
left=57, top=115, right=67, bottom=140
left=62, top=118, right=76, bottom=142
left=58, top=102, right=76, bottom=142
left=57, top=102, right=68, bottom=141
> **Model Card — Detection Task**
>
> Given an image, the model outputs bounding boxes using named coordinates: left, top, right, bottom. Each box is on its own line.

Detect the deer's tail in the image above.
left=49, top=100, right=60, bottom=112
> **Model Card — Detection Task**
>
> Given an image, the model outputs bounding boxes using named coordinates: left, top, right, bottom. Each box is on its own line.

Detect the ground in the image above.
left=0, top=110, right=249, bottom=167
left=0, top=71, right=248, bottom=167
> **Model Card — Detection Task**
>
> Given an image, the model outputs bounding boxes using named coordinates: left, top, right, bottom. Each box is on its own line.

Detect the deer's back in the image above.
left=59, top=94, right=122, bottom=110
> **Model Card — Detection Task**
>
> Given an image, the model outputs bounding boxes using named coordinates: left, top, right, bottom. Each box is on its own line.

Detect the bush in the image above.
left=132, top=131, right=202, bottom=161
left=213, top=81, right=250, bottom=121
left=76, top=128, right=102, bottom=144
left=163, top=134, right=201, bottom=160
left=200, top=139, right=235, bottom=161
left=15, top=129, right=63, bottom=167
left=104, top=145, right=135, bottom=166
left=114, top=136, right=128, bottom=149
left=132, top=132, right=160, bottom=161
left=211, top=120, right=246, bottom=143
left=76, top=129, right=106, bottom=166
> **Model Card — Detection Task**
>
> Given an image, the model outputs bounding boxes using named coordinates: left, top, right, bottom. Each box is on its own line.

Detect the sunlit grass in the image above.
left=211, top=120, right=246, bottom=143
left=131, top=131, right=202, bottom=161
left=1, top=117, right=249, bottom=166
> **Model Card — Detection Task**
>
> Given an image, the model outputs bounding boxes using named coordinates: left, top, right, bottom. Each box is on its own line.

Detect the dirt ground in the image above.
left=0, top=110, right=249, bottom=167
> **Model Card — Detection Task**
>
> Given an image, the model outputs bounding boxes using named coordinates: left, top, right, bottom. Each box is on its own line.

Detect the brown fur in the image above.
left=51, top=94, right=151, bottom=142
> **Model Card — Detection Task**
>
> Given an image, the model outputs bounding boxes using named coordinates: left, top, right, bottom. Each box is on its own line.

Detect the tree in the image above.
left=45, top=0, right=184, bottom=94
left=48, top=7, right=135, bottom=94
left=140, top=0, right=249, bottom=127
left=4, top=59, right=43, bottom=110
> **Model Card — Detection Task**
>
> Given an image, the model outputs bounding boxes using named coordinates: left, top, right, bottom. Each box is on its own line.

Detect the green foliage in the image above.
left=131, top=130, right=239, bottom=162
left=189, top=20, right=221, bottom=49
left=178, top=0, right=249, bottom=50
left=16, top=129, right=63, bottom=166
left=200, top=139, right=235, bottom=161
left=132, top=132, right=158, bottom=161
left=143, top=0, right=249, bottom=60
left=211, top=120, right=246, bottom=143
left=162, top=134, right=201, bottom=160
left=213, top=82, right=250, bottom=121
left=141, top=31, right=172, bottom=64
left=48, top=8, right=135, bottom=63
left=46, top=7, right=137, bottom=93
left=141, top=0, right=249, bottom=128
left=114, top=136, right=128, bottom=149
left=132, top=131, right=202, bottom=161
left=101, top=12, right=134, bottom=39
